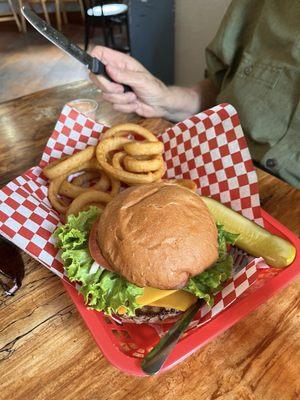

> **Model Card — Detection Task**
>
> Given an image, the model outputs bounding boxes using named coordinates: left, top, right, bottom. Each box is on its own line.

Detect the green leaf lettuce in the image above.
left=183, top=255, right=233, bottom=306
left=183, top=224, right=238, bottom=305
left=53, top=207, right=143, bottom=316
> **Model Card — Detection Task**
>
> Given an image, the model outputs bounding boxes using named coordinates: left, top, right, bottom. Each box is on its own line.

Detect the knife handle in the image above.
left=91, top=57, right=132, bottom=93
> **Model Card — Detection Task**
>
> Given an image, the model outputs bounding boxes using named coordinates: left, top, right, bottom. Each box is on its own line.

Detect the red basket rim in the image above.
left=63, top=208, right=300, bottom=376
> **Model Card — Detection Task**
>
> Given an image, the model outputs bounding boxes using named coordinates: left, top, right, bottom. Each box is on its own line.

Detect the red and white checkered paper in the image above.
left=0, top=103, right=262, bottom=340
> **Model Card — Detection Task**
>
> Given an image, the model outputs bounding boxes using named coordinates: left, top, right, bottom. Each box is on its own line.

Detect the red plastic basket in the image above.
left=63, top=209, right=299, bottom=376
left=0, top=103, right=299, bottom=376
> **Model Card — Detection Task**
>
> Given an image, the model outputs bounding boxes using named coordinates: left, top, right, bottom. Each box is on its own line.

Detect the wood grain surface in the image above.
left=0, top=82, right=299, bottom=400
left=0, top=22, right=97, bottom=103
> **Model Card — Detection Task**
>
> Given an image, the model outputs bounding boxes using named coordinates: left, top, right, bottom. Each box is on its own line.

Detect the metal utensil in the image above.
left=21, top=5, right=131, bottom=92
left=141, top=298, right=203, bottom=375
left=141, top=247, right=250, bottom=375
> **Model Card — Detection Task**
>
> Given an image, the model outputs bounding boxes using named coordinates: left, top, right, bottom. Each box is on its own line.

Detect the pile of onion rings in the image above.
left=44, top=123, right=197, bottom=217
left=96, top=123, right=165, bottom=185
left=43, top=147, right=120, bottom=216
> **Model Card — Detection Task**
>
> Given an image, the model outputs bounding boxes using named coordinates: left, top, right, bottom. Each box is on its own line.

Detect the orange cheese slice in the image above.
left=148, top=290, right=197, bottom=311
left=136, top=287, right=178, bottom=305
left=117, top=287, right=197, bottom=315
left=138, top=287, right=197, bottom=311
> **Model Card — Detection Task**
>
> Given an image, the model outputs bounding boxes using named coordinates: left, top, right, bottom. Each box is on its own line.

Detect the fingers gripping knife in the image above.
left=21, top=6, right=131, bottom=92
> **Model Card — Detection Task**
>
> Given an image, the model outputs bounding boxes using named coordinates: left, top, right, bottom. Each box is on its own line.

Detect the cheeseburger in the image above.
left=55, top=182, right=237, bottom=323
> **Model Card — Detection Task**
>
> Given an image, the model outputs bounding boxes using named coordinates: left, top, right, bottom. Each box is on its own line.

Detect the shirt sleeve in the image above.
left=205, top=0, right=259, bottom=91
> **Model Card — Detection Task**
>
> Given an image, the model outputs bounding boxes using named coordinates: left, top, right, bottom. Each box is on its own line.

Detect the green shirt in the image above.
left=205, top=0, right=300, bottom=188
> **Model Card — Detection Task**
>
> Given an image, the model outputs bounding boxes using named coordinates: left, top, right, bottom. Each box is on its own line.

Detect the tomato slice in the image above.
left=89, top=219, right=112, bottom=270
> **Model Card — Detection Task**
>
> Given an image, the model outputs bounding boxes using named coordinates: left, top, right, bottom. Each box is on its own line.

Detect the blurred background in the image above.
left=0, top=0, right=230, bottom=103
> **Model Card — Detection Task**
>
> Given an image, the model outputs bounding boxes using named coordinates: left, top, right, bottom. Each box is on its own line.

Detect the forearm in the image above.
left=163, top=79, right=218, bottom=122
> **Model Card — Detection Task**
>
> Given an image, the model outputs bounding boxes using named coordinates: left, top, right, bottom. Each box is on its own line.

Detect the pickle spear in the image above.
left=201, top=196, right=296, bottom=268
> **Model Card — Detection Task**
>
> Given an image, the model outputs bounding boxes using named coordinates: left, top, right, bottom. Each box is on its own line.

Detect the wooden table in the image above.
left=0, top=81, right=299, bottom=400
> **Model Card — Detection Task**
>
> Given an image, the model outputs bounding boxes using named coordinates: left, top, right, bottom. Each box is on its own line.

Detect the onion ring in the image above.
left=98, top=154, right=121, bottom=196
left=66, top=190, right=112, bottom=217
left=60, top=173, right=111, bottom=199
left=123, top=154, right=163, bottom=172
left=59, top=181, right=87, bottom=199
left=112, top=151, right=126, bottom=170
left=60, top=177, right=119, bottom=200
left=43, top=156, right=69, bottom=176
left=59, top=159, right=111, bottom=199
left=61, top=170, right=119, bottom=199
left=72, top=171, right=100, bottom=187
left=48, top=175, right=69, bottom=213
left=101, top=123, right=158, bottom=142
left=93, top=171, right=111, bottom=192
left=124, top=141, right=164, bottom=156
left=43, top=146, right=95, bottom=180
left=96, top=137, right=165, bottom=185
left=110, top=177, right=121, bottom=196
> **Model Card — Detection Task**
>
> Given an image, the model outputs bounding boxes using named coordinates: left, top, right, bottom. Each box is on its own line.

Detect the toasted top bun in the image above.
left=97, top=182, right=218, bottom=289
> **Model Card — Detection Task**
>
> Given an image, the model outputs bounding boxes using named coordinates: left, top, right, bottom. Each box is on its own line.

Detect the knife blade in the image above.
left=21, top=5, right=131, bottom=91
left=141, top=299, right=204, bottom=375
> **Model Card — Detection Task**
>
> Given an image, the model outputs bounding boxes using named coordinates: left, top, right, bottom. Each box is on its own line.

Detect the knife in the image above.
left=21, top=5, right=131, bottom=92
left=141, top=299, right=204, bottom=375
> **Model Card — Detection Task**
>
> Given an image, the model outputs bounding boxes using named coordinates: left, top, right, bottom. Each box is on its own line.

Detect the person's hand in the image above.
left=89, top=46, right=216, bottom=121
left=90, top=46, right=170, bottom=118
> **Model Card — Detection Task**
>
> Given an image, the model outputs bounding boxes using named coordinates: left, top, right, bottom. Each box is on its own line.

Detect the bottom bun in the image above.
left=112, top=306, right=183, bottom=324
